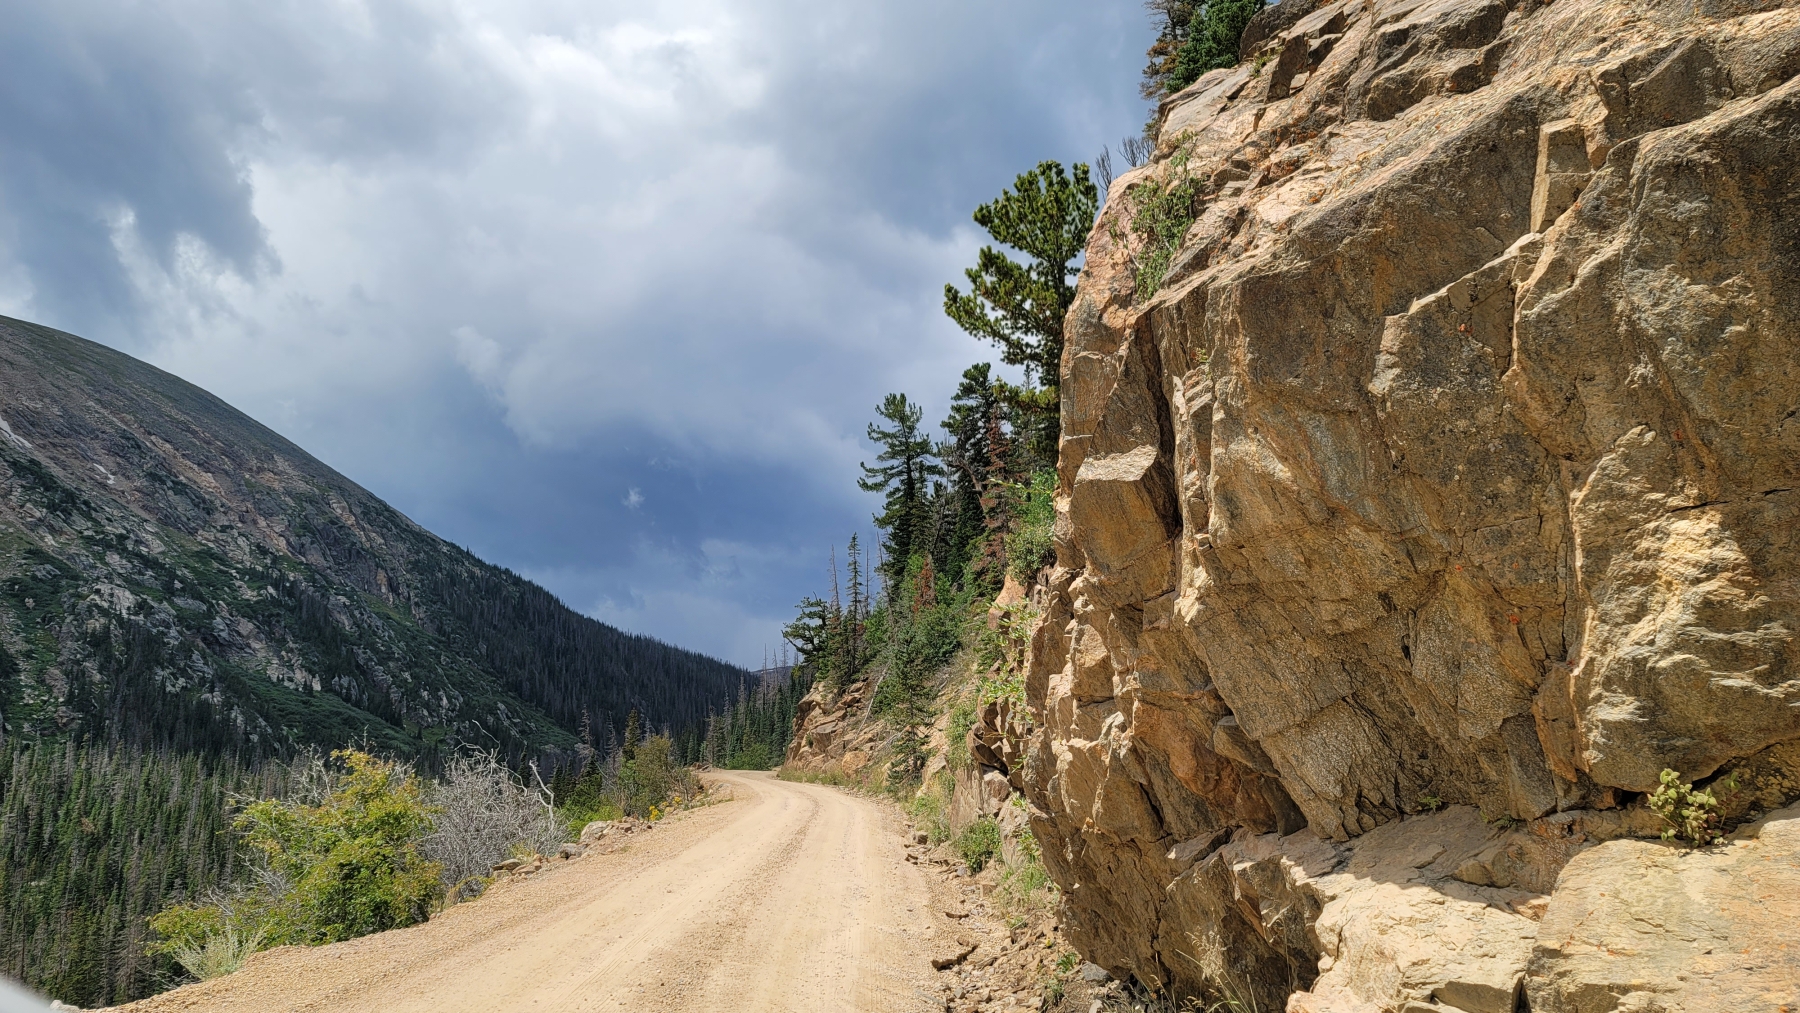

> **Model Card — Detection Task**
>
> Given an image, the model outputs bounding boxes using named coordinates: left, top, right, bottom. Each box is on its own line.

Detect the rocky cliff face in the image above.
left=1024, top=0, right=1800, bottom=1009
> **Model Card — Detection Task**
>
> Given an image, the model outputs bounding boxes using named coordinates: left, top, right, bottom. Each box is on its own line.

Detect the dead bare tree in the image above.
left=1121, top=134, right=1154, bottom=168
left=423, top=750, right=564, bottom=893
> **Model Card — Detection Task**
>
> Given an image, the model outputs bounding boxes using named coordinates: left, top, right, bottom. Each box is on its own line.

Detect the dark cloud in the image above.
left=0, top=0, right=1149, bottom=663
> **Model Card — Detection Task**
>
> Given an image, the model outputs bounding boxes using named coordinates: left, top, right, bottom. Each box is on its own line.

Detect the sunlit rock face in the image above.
left=1024, top=0, right=1800, bottom=1008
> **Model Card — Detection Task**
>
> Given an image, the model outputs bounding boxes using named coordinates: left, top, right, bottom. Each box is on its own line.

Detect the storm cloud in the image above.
left=0, top=0, right=1148, bottom=663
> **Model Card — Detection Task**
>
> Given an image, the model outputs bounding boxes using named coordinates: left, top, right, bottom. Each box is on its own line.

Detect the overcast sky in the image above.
left=0, top=0, right=1150, bottom=666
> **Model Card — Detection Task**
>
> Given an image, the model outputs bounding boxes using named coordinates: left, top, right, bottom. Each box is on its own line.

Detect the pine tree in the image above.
left=943, top=161, right=1096, bottom=456
left=829, top=544, right=844, bottom=664
left=549, top=762, right=576, bottom=804
left=622, top=710, right=642, bottom=763
left=782, top=596, right=835, bottom=663
left=1145, top=0, right=1266, bottom=96
left=859, top=394, right=944, bottom=585
left=845, top=535, right=866, bottom=670
left=938, top=364, right=1021, bottom=585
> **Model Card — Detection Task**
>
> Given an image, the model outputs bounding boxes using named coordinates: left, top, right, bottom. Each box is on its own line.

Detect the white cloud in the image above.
left=0, top=0, right=1147, bottom=662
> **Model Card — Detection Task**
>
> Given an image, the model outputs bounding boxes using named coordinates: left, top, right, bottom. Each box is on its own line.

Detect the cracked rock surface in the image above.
left=1024, top=0, right=1800, bottom=1009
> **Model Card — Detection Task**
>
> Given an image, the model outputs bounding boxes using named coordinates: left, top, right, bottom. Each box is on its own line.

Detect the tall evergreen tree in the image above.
left=943, top=160, right=1096, bottom=460
left=622, top=709, right=642, bottom=763
left=858, top=394, right=943, bottom=585
left=939, top=364, right=1017, bottom=584
left=845, top=535, right=867, bottom=668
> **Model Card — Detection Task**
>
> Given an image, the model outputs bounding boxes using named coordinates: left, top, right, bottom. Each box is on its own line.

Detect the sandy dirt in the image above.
left=106, top=772, right=953, bottom=1013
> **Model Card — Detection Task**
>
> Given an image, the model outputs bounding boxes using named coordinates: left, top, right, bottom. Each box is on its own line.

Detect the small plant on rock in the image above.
left=1649, top=768, right=1736, bottom=845
left=956, top=816, right=1003, bottom=872
left=1416, top=793, right=1443, bottom=813
left=1127, top=140, right=1205, bottom=301
left=1130, top=174, right=1204, bottom=300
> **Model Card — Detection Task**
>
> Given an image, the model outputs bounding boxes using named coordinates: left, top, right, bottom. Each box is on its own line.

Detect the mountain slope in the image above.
left=0, top=314, right=746, bottom=762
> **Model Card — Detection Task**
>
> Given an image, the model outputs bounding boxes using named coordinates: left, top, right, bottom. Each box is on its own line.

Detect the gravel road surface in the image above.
left=107, top=771, right=947, bottom=1013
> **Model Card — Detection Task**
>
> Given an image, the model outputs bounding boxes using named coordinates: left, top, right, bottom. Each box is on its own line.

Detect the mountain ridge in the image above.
left=0, top=313, right=746, bottom=762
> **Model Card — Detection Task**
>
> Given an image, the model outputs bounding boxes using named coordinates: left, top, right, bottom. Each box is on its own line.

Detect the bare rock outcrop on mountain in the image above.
left=1024, top=0, right=1800, bottom=1009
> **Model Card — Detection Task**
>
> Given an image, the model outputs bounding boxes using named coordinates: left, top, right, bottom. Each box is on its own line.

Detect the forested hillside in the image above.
left=0, top=315, right=749, bottom=764
left=700, top=665, right=810, bottom=770
left=0, top=743, right=288, bottom=1003
left=0, top=314, right=761, bottom=1006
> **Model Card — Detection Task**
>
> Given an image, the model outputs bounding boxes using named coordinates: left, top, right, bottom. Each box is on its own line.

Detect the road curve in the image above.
left=108, top=771, right=947, bottom=1013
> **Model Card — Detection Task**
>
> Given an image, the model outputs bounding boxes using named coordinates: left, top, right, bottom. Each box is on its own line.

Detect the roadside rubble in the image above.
left=906, top=834, right=1104, bottom=1013
left=481, top=815, right=661, bottom=889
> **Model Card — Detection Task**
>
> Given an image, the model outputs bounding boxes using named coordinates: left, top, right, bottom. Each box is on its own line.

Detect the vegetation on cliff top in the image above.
left=943, top=161, right=1097, bottom=461
left=1143, top=0, right=1266, bottom=98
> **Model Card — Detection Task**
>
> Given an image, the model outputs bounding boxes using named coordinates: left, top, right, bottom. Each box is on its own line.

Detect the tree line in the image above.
left=701, top=662, right=812, bottom=770
left=0, top=740, right=293, bottom=1006
left=778, top=159, right=1096, bottom=761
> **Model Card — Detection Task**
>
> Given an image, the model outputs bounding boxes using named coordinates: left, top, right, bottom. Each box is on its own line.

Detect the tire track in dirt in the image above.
left=105, top=772, right=946, bottom=1013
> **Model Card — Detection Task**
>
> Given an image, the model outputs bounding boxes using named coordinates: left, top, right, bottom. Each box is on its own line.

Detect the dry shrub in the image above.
left=423, top=751, right=563, bottom=892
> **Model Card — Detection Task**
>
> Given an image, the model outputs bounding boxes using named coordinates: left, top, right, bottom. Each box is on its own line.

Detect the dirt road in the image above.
left=110, top=772, right=951, bottom=1013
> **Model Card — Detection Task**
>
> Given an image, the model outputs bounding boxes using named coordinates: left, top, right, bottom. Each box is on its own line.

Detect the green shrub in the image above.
left=883, top=729, right=931, bottom=794
left=148, top=908, right=264, bottom=982
left=555, top=764, right=622, bottom=836
left=150, top=750, right=442, bottom=968
left=1130, top=170, right=1204, bottom=300
left=1167, top=0, right=1267, bottom=93
left=946, top=701, right=978, bottom=772
left=991, top=805, right=1058, bottom=917
left=1003, top=471, right=1057, bottom=580
left=1649, top=768, right=1736, bottom=845
left=907, top=772, right=955, bottom=844
left=616, top=734, right=696, bottom=819
left=172, top=926, right=263, bottom=981
left=955, top=816, right=1003, bottom=872
left=233, top=750, right=442, bottom=945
